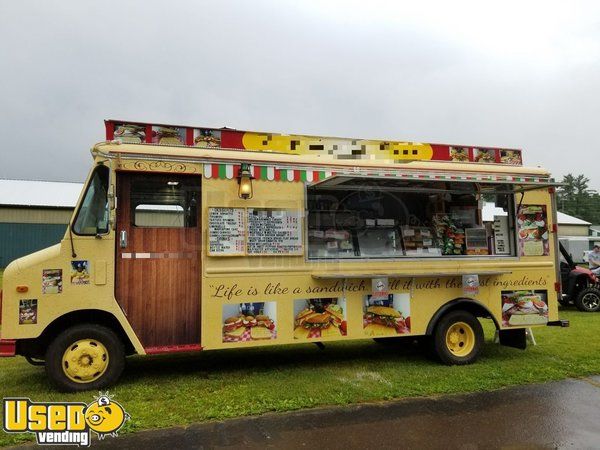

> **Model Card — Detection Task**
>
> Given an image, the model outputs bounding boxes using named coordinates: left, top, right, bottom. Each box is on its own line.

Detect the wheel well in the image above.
left=573, top=274, right=590, bottom=290
left=426, top=298, right=499, bottom=335
left=16, top=309, right=136, bottom=359
left=566, top=271, right=591, bottom=294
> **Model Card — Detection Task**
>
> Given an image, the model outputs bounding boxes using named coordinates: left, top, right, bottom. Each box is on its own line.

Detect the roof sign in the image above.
left=105, top=120, right=523, bottom=166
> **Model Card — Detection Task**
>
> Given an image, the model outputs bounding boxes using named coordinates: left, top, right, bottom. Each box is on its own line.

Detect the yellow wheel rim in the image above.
left=445, top=322, right=475, bottom=357
left=62, top=339, right=109, bottom=384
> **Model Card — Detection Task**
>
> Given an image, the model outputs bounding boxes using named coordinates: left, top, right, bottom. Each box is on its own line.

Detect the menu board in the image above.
left=208, top=208, right=245, bottom=255
left=247, top=208, right=303, bottom=255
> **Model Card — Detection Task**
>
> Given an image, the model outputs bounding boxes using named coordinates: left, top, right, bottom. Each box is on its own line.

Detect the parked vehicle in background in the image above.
left=559, top=243, right=600, bottom=312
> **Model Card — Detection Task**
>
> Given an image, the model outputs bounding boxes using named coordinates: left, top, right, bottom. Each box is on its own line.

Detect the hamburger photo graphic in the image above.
left=293, top=298, right=347, bottom=339
left=501, top=290, right=549, bottom=327
left=222, top=302, right=276, bottom=342
left=363, top=294, right=411, bottom=336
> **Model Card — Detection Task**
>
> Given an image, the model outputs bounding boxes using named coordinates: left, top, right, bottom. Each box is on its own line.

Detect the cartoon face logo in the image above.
left=84, top=396, right=129, bottom=438
left=465, top=276, right=478, bottom=287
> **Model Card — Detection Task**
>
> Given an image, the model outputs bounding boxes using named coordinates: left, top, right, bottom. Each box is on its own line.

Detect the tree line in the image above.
left=557, top=174, right=599, bottom=225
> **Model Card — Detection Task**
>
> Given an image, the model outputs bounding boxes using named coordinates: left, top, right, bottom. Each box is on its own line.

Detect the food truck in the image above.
left=0, top=120, right=568, bottom=391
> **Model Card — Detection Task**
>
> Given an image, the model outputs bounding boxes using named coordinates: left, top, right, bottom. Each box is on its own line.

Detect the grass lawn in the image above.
left=0, top=271, right=598, bottom=446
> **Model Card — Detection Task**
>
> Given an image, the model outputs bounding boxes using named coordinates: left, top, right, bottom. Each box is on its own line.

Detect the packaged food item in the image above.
left=377, top=219, right=395, bottom=227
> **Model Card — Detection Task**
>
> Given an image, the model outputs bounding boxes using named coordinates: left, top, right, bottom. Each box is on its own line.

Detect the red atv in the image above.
left=560, top=243, right=600, bottom=312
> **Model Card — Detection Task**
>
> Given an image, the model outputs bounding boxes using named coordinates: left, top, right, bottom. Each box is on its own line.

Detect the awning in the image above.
left=312, top=270, right=512, bottom=279
left=202, top=163, right=558, bottom=189
left=308, top=175, right=561, bottom=196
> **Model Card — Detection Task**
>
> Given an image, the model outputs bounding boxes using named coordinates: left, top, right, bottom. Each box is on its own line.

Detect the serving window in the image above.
left=306, top=177, right=517, bottom=259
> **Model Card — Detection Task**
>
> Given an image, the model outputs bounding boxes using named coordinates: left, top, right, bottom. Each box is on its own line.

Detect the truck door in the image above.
left=115, top=172, right=201, bottom=349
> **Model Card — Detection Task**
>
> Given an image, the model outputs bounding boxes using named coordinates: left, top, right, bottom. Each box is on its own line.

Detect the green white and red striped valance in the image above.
left=202, top=163, right=549, bottom=184
left=203, top=163, right=332, bottom=182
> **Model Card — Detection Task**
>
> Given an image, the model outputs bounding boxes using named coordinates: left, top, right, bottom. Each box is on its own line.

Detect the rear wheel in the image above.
left=574, top=287, right=600, bottom=312
left=45, top=324, right=125, bottom=392
left=432, top=311, right=484, bottom=365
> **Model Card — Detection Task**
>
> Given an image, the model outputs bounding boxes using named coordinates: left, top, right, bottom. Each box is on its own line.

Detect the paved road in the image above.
left=15, top=376, right=600, bottom=449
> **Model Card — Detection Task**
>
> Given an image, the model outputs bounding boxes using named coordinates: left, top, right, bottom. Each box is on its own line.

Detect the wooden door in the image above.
left=115, top=172, right=201, bottom=349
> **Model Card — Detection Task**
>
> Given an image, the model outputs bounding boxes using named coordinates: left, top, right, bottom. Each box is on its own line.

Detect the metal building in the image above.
left=0, top=179, right=82, bottom=268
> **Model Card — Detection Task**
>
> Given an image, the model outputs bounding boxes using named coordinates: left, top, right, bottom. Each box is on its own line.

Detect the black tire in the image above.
left=45, top=324, right=125, bottom=392
left=574, top=287, right=600, bottom=312
left=431, top=310, right=484, bottom=365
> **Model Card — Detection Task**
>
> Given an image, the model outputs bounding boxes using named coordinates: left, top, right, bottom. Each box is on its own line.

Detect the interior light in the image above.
left=167, top=181, right=179, bottom=186
left=237, top=163, right=254, bottom=199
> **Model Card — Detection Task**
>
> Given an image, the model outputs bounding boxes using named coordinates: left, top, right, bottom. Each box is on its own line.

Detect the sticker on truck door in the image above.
left=19, top=299, right=37, bottom=324
left=71, top=260, right=90, bottom=285
left=42, top=269, right=62, bottom=294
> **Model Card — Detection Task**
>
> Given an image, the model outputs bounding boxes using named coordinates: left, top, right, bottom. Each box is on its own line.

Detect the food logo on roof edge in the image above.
left=106, top=120, right=523, bottom=165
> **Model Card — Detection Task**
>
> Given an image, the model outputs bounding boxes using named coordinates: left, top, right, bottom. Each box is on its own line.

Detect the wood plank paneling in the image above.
left=115, top=173, right=201, bottom=348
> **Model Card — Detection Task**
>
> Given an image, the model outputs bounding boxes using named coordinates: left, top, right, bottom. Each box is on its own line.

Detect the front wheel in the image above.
left=45, top=324, right=125, bottom=392
left=432, top=310, right=484, bottom=365
left=574, top=287, right=600, bottom=312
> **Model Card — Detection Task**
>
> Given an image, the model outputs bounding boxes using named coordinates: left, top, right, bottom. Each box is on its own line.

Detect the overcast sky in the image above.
left=1, top=1, right=599, bottom=189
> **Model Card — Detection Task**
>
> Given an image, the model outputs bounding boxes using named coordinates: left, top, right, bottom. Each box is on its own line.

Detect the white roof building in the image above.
left=0, top=179, right=83, bottom=208
left=482, top=202, right=591, bottom=227
left=556, top=211, right=591, bottom=226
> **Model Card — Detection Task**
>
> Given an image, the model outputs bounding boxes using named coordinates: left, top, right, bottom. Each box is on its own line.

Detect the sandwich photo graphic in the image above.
left=474, top=148, right=495, bottom=163
left=155, top=126, right=184, bottom=145
left=501, top=290, right=549, bottom=327
left=363, top=294, right=411, bottom=337
left=222, top=302, right=277, bottom=343
left=194, top=129, right=221, bottom=148
left=114, top=123, right=145, bottom=143
left=293, top=298, right=347, bottom=340
left=517, top=205, right=549, bottom=256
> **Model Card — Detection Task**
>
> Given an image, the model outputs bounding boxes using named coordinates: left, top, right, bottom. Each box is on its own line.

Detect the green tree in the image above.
left=557, top=174, right=600, bottom=224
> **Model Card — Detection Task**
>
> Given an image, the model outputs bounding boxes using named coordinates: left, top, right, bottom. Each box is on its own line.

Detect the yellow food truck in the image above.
left=0, top=120, right=568, bottom=391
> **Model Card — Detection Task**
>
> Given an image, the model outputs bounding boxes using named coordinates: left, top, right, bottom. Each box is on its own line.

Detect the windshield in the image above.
left=72, top=165, right=110, bottom=235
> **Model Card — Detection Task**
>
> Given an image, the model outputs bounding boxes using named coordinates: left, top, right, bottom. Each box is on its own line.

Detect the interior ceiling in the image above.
left=310, top=176, right=511, bottom=193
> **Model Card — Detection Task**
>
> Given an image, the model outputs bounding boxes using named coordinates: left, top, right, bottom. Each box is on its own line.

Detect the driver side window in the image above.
left=72, top=165, right=110, bottom=235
